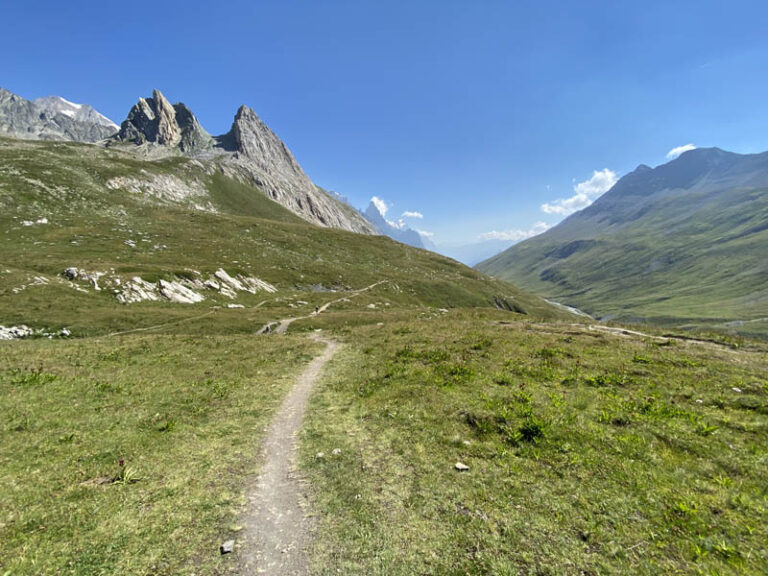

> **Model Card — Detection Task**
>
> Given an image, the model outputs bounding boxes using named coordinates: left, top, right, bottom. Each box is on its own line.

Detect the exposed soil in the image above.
left=237, top=334, right=338, bottom=575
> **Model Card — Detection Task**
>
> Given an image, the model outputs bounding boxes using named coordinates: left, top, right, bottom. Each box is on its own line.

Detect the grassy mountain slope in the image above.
left=0, top=137, right=562, bottom=336
left=1, top=138, right=766, bottom=575
left=478, top=148, right=768, bottom=338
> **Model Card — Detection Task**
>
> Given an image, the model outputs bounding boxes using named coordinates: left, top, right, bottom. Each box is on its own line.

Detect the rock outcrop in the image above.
left=215, top=105, right=374, bottom=233
left=116, top=89, right=212, bottom=154
left=112, top=90, right=374, bottom=234
left=0, top=87, right=118, bottom=142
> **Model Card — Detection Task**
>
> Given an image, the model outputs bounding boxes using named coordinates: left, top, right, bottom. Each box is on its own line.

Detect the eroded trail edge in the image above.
left=238, top=334, right=338, bottom=575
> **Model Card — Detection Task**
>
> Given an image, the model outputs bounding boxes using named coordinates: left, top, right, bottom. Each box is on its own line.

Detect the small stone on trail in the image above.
left=332, top=448, right=341, bottom=455
left=220, top=539, right=234, bottom=554
left=455, top=462, right=470, bottom=472
left=316, top=452, right=325, bottom=458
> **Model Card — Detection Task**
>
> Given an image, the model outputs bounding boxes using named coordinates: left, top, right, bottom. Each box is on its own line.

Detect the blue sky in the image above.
left=3, top=0, right=768, bottom=245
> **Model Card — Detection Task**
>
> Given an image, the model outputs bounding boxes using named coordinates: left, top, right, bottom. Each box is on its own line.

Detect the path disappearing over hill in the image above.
left=259, top=280, right=388, bottom=335
left=238, top=333, right=338, bottom=575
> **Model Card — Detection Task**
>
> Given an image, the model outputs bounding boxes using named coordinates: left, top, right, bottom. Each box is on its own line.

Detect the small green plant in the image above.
left=112, top=459, right=141, bottom=485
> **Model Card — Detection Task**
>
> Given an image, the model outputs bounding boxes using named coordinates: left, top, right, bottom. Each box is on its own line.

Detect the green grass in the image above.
left=0, top=137, right=564, bottom=337
left=300, top=310, right=768, bottom=574
left=4, top=136, right=766, bottom=574
left=0, top=333, right=321, bottom=575
left=478, top=182, right=768, bottom=339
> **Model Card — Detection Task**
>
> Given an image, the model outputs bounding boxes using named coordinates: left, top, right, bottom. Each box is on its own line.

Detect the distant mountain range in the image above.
left=478, top=147, right=768, bottom=335
left=362, top=200, right=428, bottom=249
left=0, top=88, right=118, bottom=142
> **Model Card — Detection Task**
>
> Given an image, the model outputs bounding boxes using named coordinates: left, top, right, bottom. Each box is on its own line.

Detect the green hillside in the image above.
left=2, top=137, right=766, bottom=576
left=0, top=137, right=561, bottom=336
left=478, top=148, right=768, bottom=338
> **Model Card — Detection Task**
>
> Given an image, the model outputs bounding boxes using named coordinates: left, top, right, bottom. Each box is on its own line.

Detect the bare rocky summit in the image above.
left=113, top=89, right=374, bottom=234
left=116, top=89, right=212, bottom=154
left=0, top=88, right=117, bottom=142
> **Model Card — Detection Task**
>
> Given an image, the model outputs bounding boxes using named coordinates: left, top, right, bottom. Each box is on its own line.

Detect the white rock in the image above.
left=158, top=279, right=205, bottom=304
left=116, top=277, right=159, bottom=304
left=226, top=304, right=245, bottom=309
left=0, top=325, right=33, bottom=340
left=455, top=462, right=470, bottom=472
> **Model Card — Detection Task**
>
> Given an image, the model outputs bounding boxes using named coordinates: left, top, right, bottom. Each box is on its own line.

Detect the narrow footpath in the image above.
left=238, top=334, right=338, bottom=575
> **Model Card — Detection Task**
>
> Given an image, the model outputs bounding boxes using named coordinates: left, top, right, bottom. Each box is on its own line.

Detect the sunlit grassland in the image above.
left=301, top=310, right=768, bottom=575
left=0, top=333, right=320, bottom=575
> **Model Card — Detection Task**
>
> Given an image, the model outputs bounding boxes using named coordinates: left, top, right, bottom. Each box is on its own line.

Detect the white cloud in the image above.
left=478, top=221, right=551, bottom=242
left=370, top=196, right=389, bottom=216
left=666, top=143, right=696, bottom=160
left=540, top=168, right=617, bottom=216
left=401, top=211, right=423, bottom=219
left=415, top=229, right=434, bottom=238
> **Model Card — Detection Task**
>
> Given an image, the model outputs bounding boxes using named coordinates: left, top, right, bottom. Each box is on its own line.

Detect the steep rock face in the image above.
left=214, top=105, right=374, bottom=234
left=117, top=90, right=211, bottom=153
left=363, top=200, right=426, bottom=248
left=0, top=88, right=117, bottom=142
left=111, top=90, right=374, bottom=234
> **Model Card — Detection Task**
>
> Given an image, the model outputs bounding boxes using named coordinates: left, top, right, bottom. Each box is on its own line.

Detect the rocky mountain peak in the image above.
left=117, top=89, right=211, bottom=153
left=0, top=87, right=117, bottom=142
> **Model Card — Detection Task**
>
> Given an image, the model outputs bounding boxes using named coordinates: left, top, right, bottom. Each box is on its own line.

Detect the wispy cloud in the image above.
left=540, top=168, right=617, bottom=216
left=478, top=221, right=551, bottom=242
left=415, top=229, right=434, bottom=238
left=666, top=143, right=696, bottom=160
left=401, top=211, right=423, bottom=219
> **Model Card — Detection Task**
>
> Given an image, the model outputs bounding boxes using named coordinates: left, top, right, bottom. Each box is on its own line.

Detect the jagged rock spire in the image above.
left=117, top=89, right=211, bottom=153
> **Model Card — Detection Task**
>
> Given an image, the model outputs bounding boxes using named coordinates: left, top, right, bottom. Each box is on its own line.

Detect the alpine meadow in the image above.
left=1, top=2, right=767, bottom=575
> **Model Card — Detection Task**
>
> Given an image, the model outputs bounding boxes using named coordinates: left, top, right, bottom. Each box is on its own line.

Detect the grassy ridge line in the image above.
left=301, top=310, right=768, bottom=574
left=0, top=333, right=321, bottom=575
left=477, top=181, right=768, bottom=338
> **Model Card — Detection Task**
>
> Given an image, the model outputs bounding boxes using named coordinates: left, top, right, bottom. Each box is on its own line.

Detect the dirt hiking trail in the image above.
left=238, top=333, right=338, bottom=575
left=258, top=280, right=387, bottom=335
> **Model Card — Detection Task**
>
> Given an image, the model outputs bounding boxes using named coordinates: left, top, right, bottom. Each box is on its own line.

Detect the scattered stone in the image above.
left=220, top=540, right=234, bottom=555
left=0, top=325, right=33, bottom=340
left=367, top=303, right=376, bottom=309
left=696, top=399, right=703, bottom=404
left=124, top=239, right=136, bottom=248
left=226, top=304, right=245, bottom=309
left=59, top=328, right=71, bottom=337
left=116, top=277, right=159, bottom=304
left=332, top=448, right=341, bottom=456
left=316, top=452, right=325, bottom=459
left=455, top=462, right=470, bottom=472
left=158, top=279, right=205, bottom=304
left=731, top=387, right=742, bottom=393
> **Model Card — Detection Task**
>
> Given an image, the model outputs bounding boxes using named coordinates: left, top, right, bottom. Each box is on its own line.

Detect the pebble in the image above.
left=455, top=462, right=470, bottom=472
left=220, top=540, right=234, bottom=554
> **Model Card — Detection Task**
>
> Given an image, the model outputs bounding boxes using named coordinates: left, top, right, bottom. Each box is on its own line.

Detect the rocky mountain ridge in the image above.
left=112, top=89, right=374, bottom=234
left=0, top=88, right=117, bottom=142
